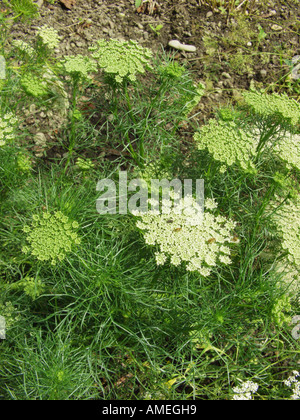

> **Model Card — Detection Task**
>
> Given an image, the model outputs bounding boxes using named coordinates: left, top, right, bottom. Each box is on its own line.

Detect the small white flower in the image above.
left=284, top=371, right=300, bottom=400
left=155, top=252, right=167, bottom=265
left=205, top=198, right=218, bottom=210
left=232, top=380, right=259, bottom=400
left=219, top=255, right=232, bottom=265
left=0, top=113, right=18, bottom=146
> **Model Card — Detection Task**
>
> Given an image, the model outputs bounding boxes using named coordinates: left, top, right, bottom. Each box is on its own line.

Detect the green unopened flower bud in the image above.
left=22, top=211, right=81, bottom=265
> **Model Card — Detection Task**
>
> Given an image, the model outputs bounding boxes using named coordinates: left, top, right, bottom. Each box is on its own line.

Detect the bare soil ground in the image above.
left=5, top=0, right=300, bottom=158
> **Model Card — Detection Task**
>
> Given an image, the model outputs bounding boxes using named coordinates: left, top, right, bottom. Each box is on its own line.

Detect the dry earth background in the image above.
left=5, top=0, right=300, bottom=159
left=8, top=0, right=300, bottom=106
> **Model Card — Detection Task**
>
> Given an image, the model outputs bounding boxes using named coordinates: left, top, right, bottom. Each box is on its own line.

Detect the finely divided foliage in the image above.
left=36, top=25, right=61, bottom=49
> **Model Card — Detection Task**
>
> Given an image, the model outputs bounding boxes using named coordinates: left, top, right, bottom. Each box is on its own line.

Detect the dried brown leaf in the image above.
left=59, top=0, right=76, bottom=10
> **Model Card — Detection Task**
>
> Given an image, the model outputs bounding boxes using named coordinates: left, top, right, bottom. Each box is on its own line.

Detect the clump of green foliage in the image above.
left=4, top=0, right=39, bottom=21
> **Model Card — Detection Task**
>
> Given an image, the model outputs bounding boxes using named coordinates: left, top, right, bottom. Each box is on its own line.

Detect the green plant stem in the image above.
left=64, top=75, right=80, bottom=173
left=239, top=181, right=279, bottom=284
left=123, top=82, right=146, bottom=168
left=255, top=123, right=280, bottom=161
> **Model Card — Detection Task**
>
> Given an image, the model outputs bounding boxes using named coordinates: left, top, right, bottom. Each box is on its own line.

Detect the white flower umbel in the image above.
left=0, top=112, right=18, bottom=147
left=274, top=132, right=300, bottom=172
left=271, top=194, right=300, bottom=269
left=232, top=380, right=259, bottom=400
left=284, top=371, right=300, bottom=400
left=134, top=196, right=237, bottom=276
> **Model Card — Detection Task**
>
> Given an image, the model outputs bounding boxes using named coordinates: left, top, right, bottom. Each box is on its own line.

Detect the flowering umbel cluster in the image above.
left=21, top=73, right=50, bottom=97
left=0, top=301, right=20, bottom=329
left=0, top=112, right=18, bottom=147
left=274, top=132, right=300, bottom=172
left=134, top=196, right=237, bottom=277
left=231, top=381, right=259, bottom=400
left=284, top=371, right=300, bottom=400
left=89, top=39, right=153, bottom=83
left=22, top=211, right=81, bottom=265
left=194, top=119, right=257, bottom=173
left=243, top=89, right=300, bottom=126
left=36, top=25, right=61, bottom=49
left=61, top=55, right=97, bottom=79
left=76, top=157, right=95, bottom=171
left=12, top=40, right=35, bottom=57
left=272, top=195, right=300, bottom=269
left=17, top=152, right=32, bottom=173
left=10, top=276, right=45, bottom=300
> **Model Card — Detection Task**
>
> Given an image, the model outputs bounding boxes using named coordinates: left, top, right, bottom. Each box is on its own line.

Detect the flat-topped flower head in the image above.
left=194, top=119, right=257, bottom=173
left=232, top=380, right=259, bottom=400
left=134, top=196, right=237, bottom=276
left=274, top=131, right=300, bottom=172
left=0, top=112, right=18, bottom=147
left=271, top=194, right=300, bottom=269
left=20, top=73, right=50, bottom=97
left=0, top=301, right=20, bottom=330
left=10, top=276, right=45, bottom=300
left=22, top=211, right=81, bottom=265
left=61, top=55, right=97, bottom=79
left=37, top=25, right=61, bottom=49
left=243, top=89, right=300, bottom=127
left=284, top=371, right=300, bottom=400
left=90, top=39, right=153, bottom=84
